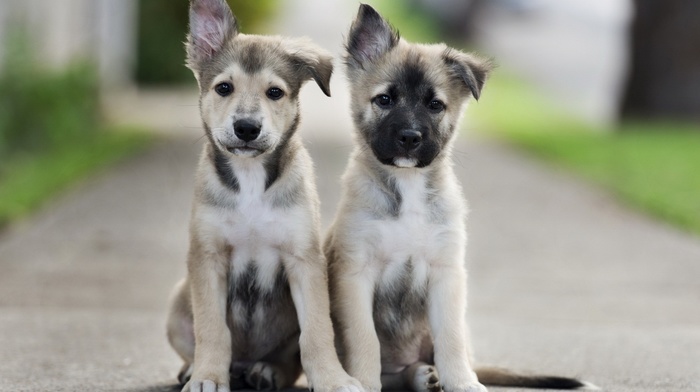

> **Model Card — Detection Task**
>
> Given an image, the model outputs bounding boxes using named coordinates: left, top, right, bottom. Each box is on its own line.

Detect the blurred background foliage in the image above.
left=0, top=32, right=97, bottom=158
left=369, top=0, right=443, bottom=43
left=0, top=31, right=150, bottom=228
left=136, top=0, right=279, bottom=85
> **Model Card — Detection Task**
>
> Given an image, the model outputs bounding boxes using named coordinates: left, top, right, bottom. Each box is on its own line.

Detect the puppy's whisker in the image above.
left=191, top=133, right=208, bottom=145
left=329, top=143, right=355, bottom=150
left=452, top=155, right=466, bottom=169
left=451, top=149, right=471, bottom=158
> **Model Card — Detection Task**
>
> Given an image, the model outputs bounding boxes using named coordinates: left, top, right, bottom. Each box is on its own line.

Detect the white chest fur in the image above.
left=197, top=160, right=310, bottom=290
left=358, top=169, right=465, bottom=287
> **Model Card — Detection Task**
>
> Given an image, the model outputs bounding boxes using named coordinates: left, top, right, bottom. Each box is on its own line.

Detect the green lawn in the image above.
left=0, top=129, right=152, bottom=228
left=472, top=73, right=700, bottom=236
left=0, top=40, right=155, bottom=230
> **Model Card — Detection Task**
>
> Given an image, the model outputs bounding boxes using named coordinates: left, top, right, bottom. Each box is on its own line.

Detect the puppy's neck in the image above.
left=230, top=156, right=267, bottom=198
left=206, top=134, right=300, bottom=196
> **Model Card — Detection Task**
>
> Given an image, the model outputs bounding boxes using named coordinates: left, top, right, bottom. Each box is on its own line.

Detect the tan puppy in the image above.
left=166, top=1, right=363, bottom=392
left=326, top=4, right=594, bottom=392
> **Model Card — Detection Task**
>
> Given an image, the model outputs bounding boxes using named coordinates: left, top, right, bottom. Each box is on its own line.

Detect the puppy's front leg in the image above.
left=286, top=252, right=363, bottom=392
left=428, top=264, right=486, bottom=392
left=184, top=242, right=232, bottom=392
left=331, top=261, right=382, bottom=392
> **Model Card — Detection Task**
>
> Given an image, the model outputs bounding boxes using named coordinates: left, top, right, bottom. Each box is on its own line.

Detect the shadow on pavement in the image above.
left=118, top=386, right=314, bottom=392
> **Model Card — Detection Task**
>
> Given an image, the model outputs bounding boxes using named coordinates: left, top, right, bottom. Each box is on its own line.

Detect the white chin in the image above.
left=232, top=147, right=262, bottom=157
left=393, top=157, right=418, bottom=168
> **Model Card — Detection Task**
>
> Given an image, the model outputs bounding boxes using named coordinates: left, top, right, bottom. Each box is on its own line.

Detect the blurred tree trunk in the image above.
left=621, top=0, right=700, bottom=121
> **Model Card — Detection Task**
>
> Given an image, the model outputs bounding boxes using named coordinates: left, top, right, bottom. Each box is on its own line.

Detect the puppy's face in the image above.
left=187, top=0, right=333, bottom=158
left=345, top=5, right=492, bottom=168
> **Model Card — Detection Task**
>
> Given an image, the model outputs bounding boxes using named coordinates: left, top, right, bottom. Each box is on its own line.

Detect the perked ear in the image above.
left=286, top=39, right=334, bottom=97
left=345, top=4, right=399, bottom=68
left=442, top=49, right=494, bottom=101
left=186, top=0, right=238, bottom=70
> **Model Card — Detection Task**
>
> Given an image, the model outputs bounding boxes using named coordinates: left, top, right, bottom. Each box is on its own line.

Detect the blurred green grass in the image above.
left=0, top=33, right=153, bottom=229
left=473, top=73, right=700, bottom=235
left=0, top=130, right=152, bottom=228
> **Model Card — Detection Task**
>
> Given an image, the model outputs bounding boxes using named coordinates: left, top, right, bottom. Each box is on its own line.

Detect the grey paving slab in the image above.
left=460, top=141, right=700, bottom=392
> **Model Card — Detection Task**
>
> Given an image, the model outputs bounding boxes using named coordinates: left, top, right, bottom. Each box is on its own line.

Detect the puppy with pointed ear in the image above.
left=165, top=1, right=362, bottom=392
left=326, top=4, right=592, bottom=392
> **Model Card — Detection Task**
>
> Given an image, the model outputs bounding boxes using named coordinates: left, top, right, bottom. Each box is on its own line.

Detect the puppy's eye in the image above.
left=215, top=82, right=233, bottom=97
left=266, top=87, right=284, bottom=100
left=373, top=94, right=393, bottom=108
left=428, top=99, right=445, bottom=112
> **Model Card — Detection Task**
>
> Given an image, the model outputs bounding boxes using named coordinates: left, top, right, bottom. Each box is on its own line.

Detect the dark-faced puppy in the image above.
left=166, top=1, right=363, bottom=392
left=326, top=4, right=593, bottom=392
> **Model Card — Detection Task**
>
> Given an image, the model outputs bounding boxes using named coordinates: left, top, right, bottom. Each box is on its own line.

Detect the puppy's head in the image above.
left=187, top=0, right=333, bottom=158
left=345, top=4, right=492, bottom=168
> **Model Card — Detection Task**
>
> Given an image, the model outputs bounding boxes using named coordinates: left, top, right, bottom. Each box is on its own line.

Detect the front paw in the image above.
left=181, top=379, right=231, bottom=392
left=357, top=383, right=381, bottom=392
left=312, top=373, right=367, bottom=392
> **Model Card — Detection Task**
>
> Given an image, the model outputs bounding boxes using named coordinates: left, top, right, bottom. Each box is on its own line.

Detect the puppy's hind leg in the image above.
left=404, top=362, right=443, bottom=392
left=380, top=362, right=442, bottom=392
left=166, top=279, right=195, bottom=385
left=243, top=337, right=302, bottom=390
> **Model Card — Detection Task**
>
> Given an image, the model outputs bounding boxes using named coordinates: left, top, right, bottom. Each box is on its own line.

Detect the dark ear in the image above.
left=345, top=4, right=399, bottom=68
left=186, top=0, right=238, bottom=71
left=286, top=39, right=334, bottom=97
left=442, top=49, right=494, bottom=101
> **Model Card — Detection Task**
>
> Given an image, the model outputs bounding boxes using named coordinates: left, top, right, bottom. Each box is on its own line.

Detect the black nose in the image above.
left=234, top=119, right=261, bottom=142
left=397, top=129, right=422, bottom=151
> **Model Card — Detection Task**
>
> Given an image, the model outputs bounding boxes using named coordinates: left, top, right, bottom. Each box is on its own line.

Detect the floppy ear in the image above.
left=345, top=4, right=399, bottom=69
left=186, top=0, right=238, bottom=71
left=442, top=49, right=494, bottom=101
left=286, top=40, right=334, bottom=97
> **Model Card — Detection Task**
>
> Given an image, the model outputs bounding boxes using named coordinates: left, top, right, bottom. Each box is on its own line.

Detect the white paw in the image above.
left=331, top=378, right=365, bottom=392
left=312, top=374, right=366, bottom=392
left=331, top=385, right=364, bottom=392
left=181, top=379, right=231, bottom=392
left=413, top=365, right=442, bottom=392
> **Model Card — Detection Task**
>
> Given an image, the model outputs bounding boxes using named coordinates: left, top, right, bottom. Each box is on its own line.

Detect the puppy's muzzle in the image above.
left=397, top=129, right=422, bottom=152
left=234, top=119, right=261, bottom=142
